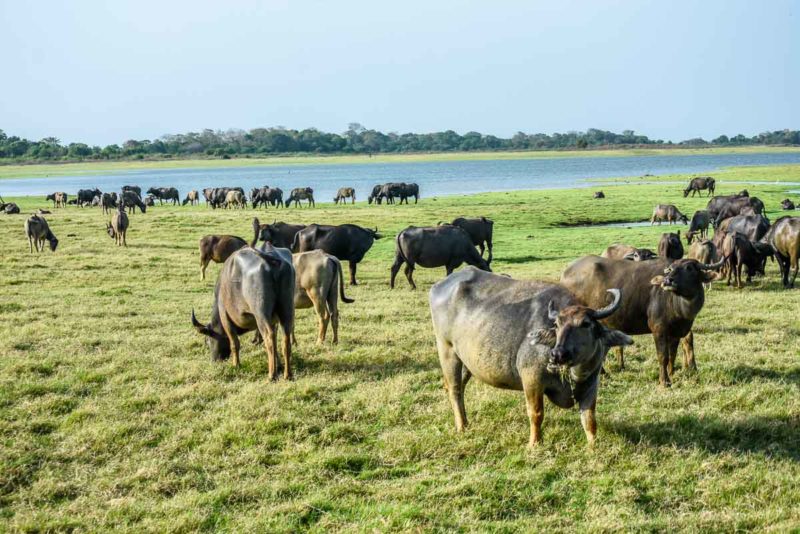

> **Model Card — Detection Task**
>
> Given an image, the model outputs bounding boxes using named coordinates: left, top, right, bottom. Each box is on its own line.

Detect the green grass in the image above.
left=1, top=167, right=799, bottom=531
left=2, top=145, right=800, bottom=179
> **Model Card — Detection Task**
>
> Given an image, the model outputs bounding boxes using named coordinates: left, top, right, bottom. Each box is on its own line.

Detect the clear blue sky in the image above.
left=1, top=0, right=797, bottom=145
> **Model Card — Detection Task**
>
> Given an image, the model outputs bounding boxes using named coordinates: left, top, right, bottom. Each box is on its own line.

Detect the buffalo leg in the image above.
left=404, top=263, right=417, bottom=290
left=681, top=331, right=697, bottom=371
left=616, top=346, right=625, bottom=370
left=479, top=242, right=485, bottom=258
left=200, top=258, right=208, bottom=280
left=667, top=337, right=680, bottom=382
left=28, top=236, right=33, bottom=253
left=263, top=322, right=278, bottom=380
left=523, top=383, right=544, bottom=446
left=122, top=231, right=127, bottom=247
left=437, top=339, right=467, bottom=431
left=327, top=291, right=339, bottom=344
left=486, top=239, right=493, bottom=265
left=219, top=313, right=241, bottom=367
left=579, top=396, right=598, bottom=446
left=348, top=261, right=358, bottom=285
left=389, top=253, right=404, bottom=288
left=654, top=335, right=672, bottom=387
left=311, top=293, right=328, bottom=344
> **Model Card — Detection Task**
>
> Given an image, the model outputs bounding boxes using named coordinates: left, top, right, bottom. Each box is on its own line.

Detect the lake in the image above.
left=2, top=151, right=800, bottom=201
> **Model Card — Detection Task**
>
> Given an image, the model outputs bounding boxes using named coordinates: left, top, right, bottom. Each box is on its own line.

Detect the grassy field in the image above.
left=1, top=169, right=799, bottom=531
left=2, top=145, right=800, bottom=179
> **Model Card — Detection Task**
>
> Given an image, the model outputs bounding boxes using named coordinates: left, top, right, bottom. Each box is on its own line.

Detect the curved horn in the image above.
left=191, top=309, right=210, bottom=335
left=547, top=300, right=559, bottom=322
left=587, top=288, right=622, bottom=320
left=699, top=258, right=725, bottom=271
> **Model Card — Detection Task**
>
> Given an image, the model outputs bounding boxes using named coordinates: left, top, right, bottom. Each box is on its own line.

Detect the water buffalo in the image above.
left=198, top=235, right=248, bottom=280
left=562, top=256, right=722, bottom=385
left=251, top=218, right=306, bottom=248
left=285, top=187, right=315, bottom=208
left=430, top=268, right=632, bottom=446
left=685, top=210, right=710, bottom=244
left=658, top=231, right=684, bottom=261
left=91, top=195, right=102, bottom=207
left=182, top=190, right=199, bottom=206
left=2, top=203, right=20, bottom=214
left=601, top=244, right=657, bottom=261
left=224, top=189, right=246, bottom=209
left=593, top=191, right=605, bottom=199
left=440, top=217, right=494, bottom=264
left=25, top=215, right=58, bottom=253
left=46, top=192, right=68, bottom=208
left=250, top=187, right=284, bottom=208
left=781, top=199, right=796, bottom=210
left=716, top=214, right=770, bottom=242
left=333, top=187, right=356, bottom=205
left=651, top=204, right=688, bottom=225
left=144, top=195, right=155, bottom=207
left=367, top=184, right=383, bottom=204
left=722, top=232, right=773, bottom=288
left=77, top=188, right=102, bottom=207
left=708, top=193, right=764, bottom=227
left=106, top=204, right=130, bottom=247
left=390, top=225, right=490, bottom=290
left=292, top=250, right=354, bottom=344
left=400, top=183, right=420, bottom=204
left=191, top=245, right=295, bottom=380
left=147, top=187, right=180, bottom=205
left=122, top=185, right=142, bottom=197
left=761, top=216, right=800, bottom=288
left=687, top=239, right=717, bottom=290
left=683, top=176, right=715, bottom=197
left=101, top=192, right=118, bottom=214
left=120, top=191, right=147, bottom=214
left=377, top=183, right=404, bottom=204
left=292, top=223, right=380, bottom=285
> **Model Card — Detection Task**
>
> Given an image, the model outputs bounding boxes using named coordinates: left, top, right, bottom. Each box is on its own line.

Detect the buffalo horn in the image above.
left=587, top=288, right=622, bottom=320
left=700, top=258, right=725, bottom=271
left=547, top=300, right=559, bottom=321
left=191, top=309, right=209, bottom=335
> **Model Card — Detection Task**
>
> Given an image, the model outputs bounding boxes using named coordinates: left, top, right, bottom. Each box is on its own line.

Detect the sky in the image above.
left=1, top=0, right=797, bottom=146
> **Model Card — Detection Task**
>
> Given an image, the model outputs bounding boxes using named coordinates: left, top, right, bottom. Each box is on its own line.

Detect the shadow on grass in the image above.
left=296, top=353, right=434, bottom=379
left=609, top=414, right=800, bottom=460
left=726, top=365, right=800, bottom=387
left=499, top=254, right=575, bottom=265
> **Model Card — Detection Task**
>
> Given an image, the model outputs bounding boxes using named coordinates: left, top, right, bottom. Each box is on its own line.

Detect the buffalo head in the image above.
left=191, top=309, right=230, bottom=361
left=650, top=258, right=723, bottom=297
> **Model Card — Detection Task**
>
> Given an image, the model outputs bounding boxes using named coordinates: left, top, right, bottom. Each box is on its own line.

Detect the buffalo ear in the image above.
left=603, top=329, right=633, bottom=347
left=650, top=275, right=665, bottom=286
left=528, top=328, right=557, bottom=348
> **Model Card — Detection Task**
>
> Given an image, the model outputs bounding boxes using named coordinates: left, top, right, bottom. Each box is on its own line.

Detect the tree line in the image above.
left=1, top=124, right=798, bottom=163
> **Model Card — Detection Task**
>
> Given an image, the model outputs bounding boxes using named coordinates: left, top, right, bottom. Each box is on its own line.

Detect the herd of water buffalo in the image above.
left=5, top=175, right=800, bottom=447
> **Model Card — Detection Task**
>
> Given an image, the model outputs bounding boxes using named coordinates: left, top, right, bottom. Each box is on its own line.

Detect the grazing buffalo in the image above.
left=651, top=204, right=688, bottom=225
left=285, top=187, right=315, bottom=208
left=333, top=187, right=356, bottom=205
left=400, top=183, right=420, bottom=204
left=562, top=256, right=722, bottom=385
left=601, top=244, right=657, bottom=261
left=120, top=191, right=147, bottom=214
left=430, top=268, right=632, bottom=446
left=106, top=204, right=130, bottom=247
left=683, top=176, right=716, bottom=197
left=46, top=192, right=68, bottom=208
left=251, top=218, right=306, bottom=248
left=191, top=245, right=295, bottom=380
left=708, top=194, right=764, bottom=227
left=658, top=231, right=684, bottom=261
left=685, top=210, right=710, bottom=244
left=198, top=235, right=248, bottom=280
left=250, top=187, right=271, bottom=209
left=390, top=225, right=490, bottom=290
left=292, top=223, right=380, bottom=285
left=367, top=184, right=383, bottom=204
left=761, top=216, right=800, bottom=288
left=224, top=189, right=246, bottom=209
left=440, top=217, right=494, bottom=264
left=147, top=187, right=180, bottom=205
left=204, top=187, right=241, bottom=209
left=378, top=182, right=420, bottom=204
left=122, top=185, right=142, bottom=197
left=77, top=188, right=102, bottom=207
left=292, top=250, right=354, bottom=344
left=25, top=215, right=58, bottom=253
left=593, top=191, right=605, bottom=199
left=781, top=199, right=796, bottom=210
left=182, top=190, right=199, bottom=206
left=101, top=192, right=118, bottom=214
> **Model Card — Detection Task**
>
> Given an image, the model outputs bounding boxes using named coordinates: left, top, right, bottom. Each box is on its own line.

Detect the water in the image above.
left=3, top=151, right=800, bottom=201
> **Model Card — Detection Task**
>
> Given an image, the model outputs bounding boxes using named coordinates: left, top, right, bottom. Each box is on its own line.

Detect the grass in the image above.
left=2, top=145, right=800, bottom=179
left=1, top=167, right=799, bottom=531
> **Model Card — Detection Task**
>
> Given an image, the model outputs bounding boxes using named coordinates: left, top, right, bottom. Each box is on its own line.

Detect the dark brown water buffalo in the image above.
left=191, top=245, right=295, bottom=380
left=292, top=250, right=354, bottom=344
left=441, top=217, right=494, bottom=264
left=683, top=176, right=715, bottom=197
left=122, top=185, right=141, bottom=197
left=198, top=235, right=248, bottom=280
left=2, top=202, right=20, bottom=214
left=761, top=216, right=800, bottom=288
left=722, top=232, right=773, bottom=288
left=593, top=191, right=605, bottom=199
left=120, top=191, right=147, bottom=214
left=716, top=214, right=770, bottom=242
left=400, top=183, right=420, bottom=204
left=292, top=223, right=380, bottom=285
left=333, top=187, right=356, bottom=205
left=430, top=267, right=632, bottom=446
left=390, top=225, right=490, bottom=289
left=147, top=187, right=180, bottom=205
left=651, top=204, right=689, bottom=225
left=601, top=244, right=657, bottom=261
left=101, top=192, right=118, bottom=214
left=25, top=215, right=58, bottom=252
left=686, top=210, right=710, bottom=244
left=144, top=195, right=156, bottom=207
left=206, top=187, right=245, bottom=209
left=107, top=204, right=130, bottom=247
left=367, top=184, right=383, bottom=204
left=707, top=193, right=764, bottom=227
left=251, top=218, right=306, bottom=248
left=182, top=190, right=199, bottom=206
left=285, top=187, right=315, bottom=208
left=658, top=231, right=684, bottom=261
left=76, top=188, right=102, bottom=207
left=378, top=183, right=404, bottom=204
left=251, top=186, right=283, bottom=209
left=781, top=199, right=796, bottom=210
left=562, top=255, right=722, bottom=386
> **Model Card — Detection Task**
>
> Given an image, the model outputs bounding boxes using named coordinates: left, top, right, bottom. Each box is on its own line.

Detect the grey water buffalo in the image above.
left=25, top=215, right=58, bottom=253
left=292, top=250, right=354, bottom=344
left=122, top=185, right=141, bottom=197
left=147, top=187, right=180, bottom=205
left=101, top=192, right=118, bottom=214
left=717, top=214, right=770, bottom=242
left=378, top=182, right=420, bottom=204
left=106, top=204, right=130, bottom=247
left=191, top=245, right=295, bottom=380
left=761, top=216, right=800, bottom=288
left=224, top=189, right=246, bottom=209
left=390, top=225, right=490, bottom=289
left=562, top=255, right=722, bottom=385
left=285, top=187, right=315, bottom=208
left=683, top=176, right=715, bottom=197
left=182, top=190, right=199, bottom=206
left=430, top=268, right=632, bottom=446
left=292, top=223, right=380, bottom=285
left=251, top=218, right=306, bottom=248
left=250, top=187, right=283, bottom=209
left=440, top=217, right=494, bottom=264
left=2, top=203, right=20, bottom=214
left=685, top=210, right=710, bottom=244
left=781, top=199, right=796, bottom=210
left=198, top=235, right=248, bottom=280
left=77, top=188, right=102, bottom=207
left=601, top=244, right=657, bottom=261
left=651, top=204, right=688, bottom=225
left=658, top=231, right=684, bottom=261
left=120, top=191, right=147, bottom=214
left=333, top=187, right=356, bottom=205
left=707, top=193, right=764, bottom=227
left=593, top=191, right=605, bottom=199
left=46, top=192, right=68, bottom=208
